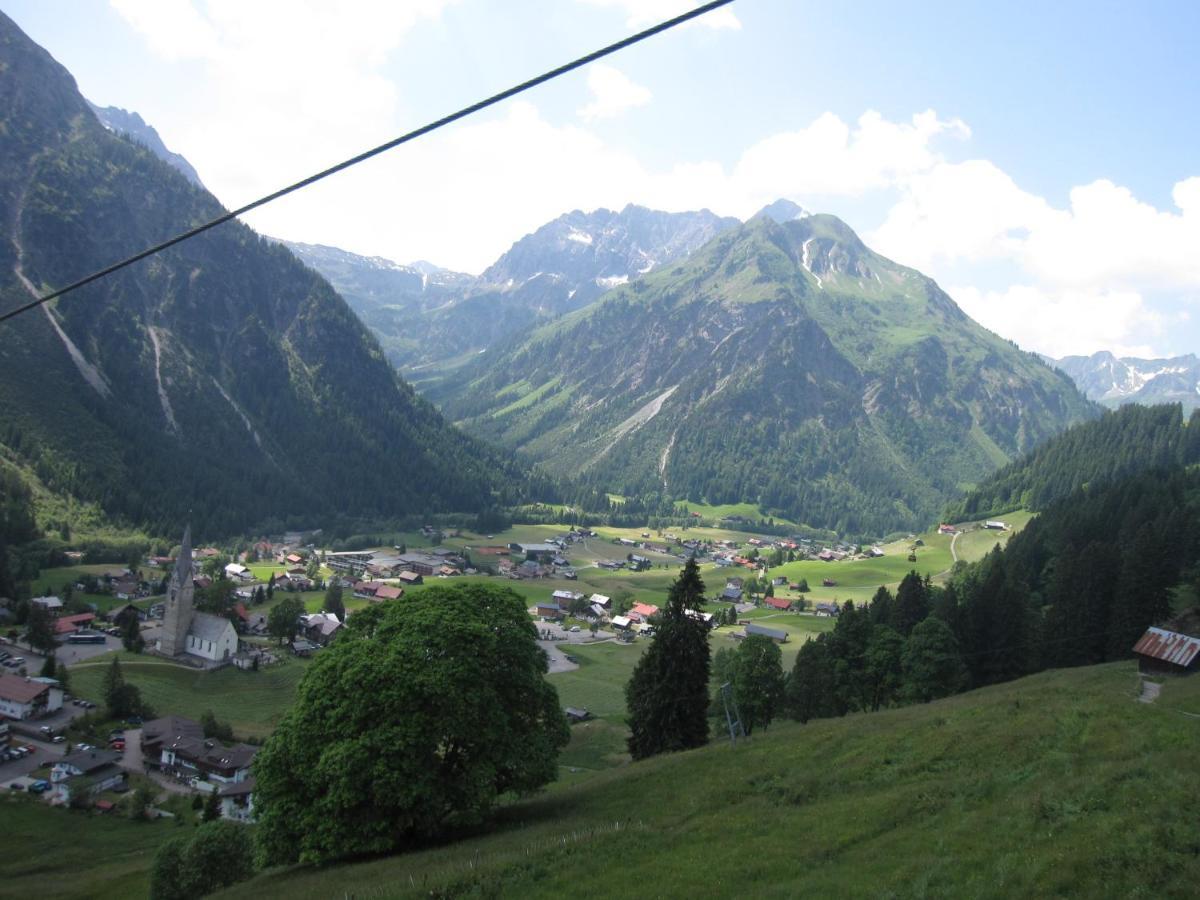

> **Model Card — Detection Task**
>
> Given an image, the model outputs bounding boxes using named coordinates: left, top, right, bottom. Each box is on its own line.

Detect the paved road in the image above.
left=0, top=734, right=64, bottom=787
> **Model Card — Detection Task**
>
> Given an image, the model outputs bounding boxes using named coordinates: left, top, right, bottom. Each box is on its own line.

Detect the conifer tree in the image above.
left=625, top=558, right=710, bottom=759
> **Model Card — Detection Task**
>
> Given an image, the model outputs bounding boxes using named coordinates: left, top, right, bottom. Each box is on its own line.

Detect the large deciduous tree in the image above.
left=253, top=583, right=569, bottom=866
left=625, top=558, right=711, bottom=759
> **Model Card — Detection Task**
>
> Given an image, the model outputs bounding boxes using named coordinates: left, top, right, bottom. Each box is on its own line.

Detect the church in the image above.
left=157, top=526, right=239, bottom=663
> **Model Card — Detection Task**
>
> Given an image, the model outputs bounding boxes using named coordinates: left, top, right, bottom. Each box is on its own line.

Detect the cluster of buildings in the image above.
left=140, top=715, right=258, bottom=820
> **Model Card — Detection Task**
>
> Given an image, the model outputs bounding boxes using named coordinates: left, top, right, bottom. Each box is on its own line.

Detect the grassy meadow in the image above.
left=217, top=660, right=1200, bottom=899
left=0, top=794, right=179, bottom=899
left=69, top=652, right=313, bottom=739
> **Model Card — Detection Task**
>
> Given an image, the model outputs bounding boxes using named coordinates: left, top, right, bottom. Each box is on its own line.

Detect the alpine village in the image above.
left=1, top=7, right=1199, bottom=899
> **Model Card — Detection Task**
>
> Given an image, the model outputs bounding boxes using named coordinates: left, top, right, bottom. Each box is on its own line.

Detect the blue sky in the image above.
left=5, top=0, right=1198, bottom=358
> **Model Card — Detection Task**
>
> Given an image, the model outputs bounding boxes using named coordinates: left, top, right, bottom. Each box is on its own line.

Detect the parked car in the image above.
left=8, top=782, right=24, bottom=790
left=110, top=740, right=125, bottom=751
left=39, top=726, right=52, bottom=735
left=51, top=736, right=64, bottom=744
left=569, top=625, right=581, bottom=633
left=126, top=716, right=143, bottom=726
left=29, top=780, right=49, bottom=793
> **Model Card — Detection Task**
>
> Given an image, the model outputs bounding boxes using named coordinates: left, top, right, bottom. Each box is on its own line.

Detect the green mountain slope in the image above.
left=0, top=13, right=523, bottom=538
left=947, top=402, right=1200, bottom=521
left=438, top=211, right=1097, bottom=535
left=221, top=661, right=1200, bottom=899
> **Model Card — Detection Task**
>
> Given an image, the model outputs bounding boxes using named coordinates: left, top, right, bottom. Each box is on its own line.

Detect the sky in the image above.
left=5, top=0, right=1199, bottom=359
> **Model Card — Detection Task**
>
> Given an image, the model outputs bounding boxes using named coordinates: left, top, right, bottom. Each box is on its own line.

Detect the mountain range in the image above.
left=431, top=204, right=1097, bottom=535
left=1047, top=351, right=1200, bottom=411
left=0, top=11, right=522, bottom=538
left=284, top=204, right=740, bottom=385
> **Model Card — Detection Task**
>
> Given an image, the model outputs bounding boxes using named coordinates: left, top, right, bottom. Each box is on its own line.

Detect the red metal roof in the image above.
left=631, top=603, right=659, bottom=617
left=1132, top=627, right=1200, bottom=668
left=53, top=613, right=96, bottom=634
left=765, top=597, right=791, bottom=610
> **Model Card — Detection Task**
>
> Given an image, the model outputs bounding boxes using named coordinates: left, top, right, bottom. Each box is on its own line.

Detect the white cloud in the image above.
left=110, top=0, right=458, bottom=204
left=949, top=284, right=1164, bottom=359
left=578, top=64, right=652, bottom=120
left=100, top=2, right=1198, bottom=357
left=578, top=0, right=741, bottom=30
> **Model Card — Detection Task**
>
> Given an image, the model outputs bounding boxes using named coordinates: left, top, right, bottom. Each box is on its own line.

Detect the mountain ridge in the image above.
left=1048, top=350, right=1200, bottom=411
left=434, top=211, right=1097, bottom=535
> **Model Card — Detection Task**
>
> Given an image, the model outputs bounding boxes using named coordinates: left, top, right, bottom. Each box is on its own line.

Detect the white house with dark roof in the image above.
left=0, top=673, right=63, bottom=719
left=51, top=748, right=126, bottom=804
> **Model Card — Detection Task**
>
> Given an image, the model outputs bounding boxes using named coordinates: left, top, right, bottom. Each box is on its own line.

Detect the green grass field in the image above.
left=0, top=795, right=179, bottom=899
left=219, top=661, right=1200, bottom=899
left=69, top=653, right=313, bottom=738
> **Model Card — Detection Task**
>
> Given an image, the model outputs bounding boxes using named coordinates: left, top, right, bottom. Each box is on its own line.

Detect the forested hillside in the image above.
left=436, top=211, right=1096, bottom=536
left=790, top=463, right=1200, bottom=726
left=0, top=13, right=531, bottom=539
left=947, top=403, right=1200, bottom=520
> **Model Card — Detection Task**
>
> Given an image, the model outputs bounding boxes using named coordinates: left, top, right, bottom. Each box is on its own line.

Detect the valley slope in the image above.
left=0, top=12, right=522, bottom=538
left=436, top=209, right=1096, bottom=535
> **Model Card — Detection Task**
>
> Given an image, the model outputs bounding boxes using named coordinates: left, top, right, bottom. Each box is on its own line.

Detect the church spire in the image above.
left=173, top=523, right=192, bottom=585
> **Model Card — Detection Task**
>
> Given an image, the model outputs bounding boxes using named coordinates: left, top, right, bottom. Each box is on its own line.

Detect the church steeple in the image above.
left=159, top=523, right=195, bottom=657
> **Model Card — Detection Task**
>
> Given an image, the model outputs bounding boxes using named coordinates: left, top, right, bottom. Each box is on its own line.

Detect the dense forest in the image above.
left=947, top=403, right=1200, bottom=521
left=787, top=463, right=1200, bottom=723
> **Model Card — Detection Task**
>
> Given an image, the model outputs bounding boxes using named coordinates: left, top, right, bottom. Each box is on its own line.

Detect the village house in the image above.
left=509, top=542, right=559, bottom=563
left=611, top=615, right=633, bottom=631
left=765, top=597, right=792, bottom=611
left=161, top=735, right=258, bottom=785
left=721, top=585, right=743, bottom=602
left=223, top=563, right=254, bottom=582
left=141, top=715, right=206, bottom=763
left=303, top=612, right=343, bottom=646
left=589, top=594, right=611, bottom=609
left=396, top=553, right=447, bottom=577
left=629, top=602, right=659, bottom=622
left=53, top=612, right=96, bottom=636
left=0, top=673, right=63, bottom=719
left=30, top=595, right=63, bottom=614
left=218, top=779, right=256, bottom=821
left=51, top=749, right=125, bottom=804
left=536, top=600, right=563, bottom=620
left=552, top=590, right=584, bottom=607
left=815, top=602, right=840, bottom=616
left=1132, top=626, right=1200, bottom=675
left=373, top=584, right=403, bottom=602
left=629, top=555, right=652, bottom=572
left=397, top=571, right=424, bottom=586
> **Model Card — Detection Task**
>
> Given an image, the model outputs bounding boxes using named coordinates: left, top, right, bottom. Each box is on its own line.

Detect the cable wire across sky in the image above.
left=0, top=0, right=736, bottom=326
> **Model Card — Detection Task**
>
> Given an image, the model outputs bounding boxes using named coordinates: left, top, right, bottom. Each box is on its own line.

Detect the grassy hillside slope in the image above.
left=222, top=661, right=1200, bottom=899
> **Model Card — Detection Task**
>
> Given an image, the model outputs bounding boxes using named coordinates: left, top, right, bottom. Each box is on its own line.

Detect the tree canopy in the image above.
left=253, top=582, right=569, bottom=866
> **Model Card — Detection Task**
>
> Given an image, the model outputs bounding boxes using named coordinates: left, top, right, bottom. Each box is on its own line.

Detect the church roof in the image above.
left=189, top=612, right=234, bottom=642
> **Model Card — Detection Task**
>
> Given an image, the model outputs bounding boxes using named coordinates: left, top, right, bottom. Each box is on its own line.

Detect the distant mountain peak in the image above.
left=1052, top=351, right=1200, bottom=411
left=755, top=198, right=810, bottom=223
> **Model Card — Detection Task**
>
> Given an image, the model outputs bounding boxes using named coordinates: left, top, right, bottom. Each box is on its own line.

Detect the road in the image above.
left=950, top=531, right=961, bottom=563
left=0, top=734, right=65, bottom=788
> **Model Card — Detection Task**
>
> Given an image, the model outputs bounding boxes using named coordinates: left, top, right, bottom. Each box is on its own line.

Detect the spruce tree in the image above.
left=625, top=558, right=711, bottom=760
